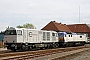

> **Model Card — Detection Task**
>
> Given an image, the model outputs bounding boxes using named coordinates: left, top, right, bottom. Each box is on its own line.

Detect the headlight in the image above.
left=4, top=44, right=8, bottom=47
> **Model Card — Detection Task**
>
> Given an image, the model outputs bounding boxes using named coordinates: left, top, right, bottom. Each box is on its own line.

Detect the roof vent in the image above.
left=60, top=22, right=61, bottom=24
left=64, top=24, right=66, bottom=25
left=53, top=21, right=55, bottom=22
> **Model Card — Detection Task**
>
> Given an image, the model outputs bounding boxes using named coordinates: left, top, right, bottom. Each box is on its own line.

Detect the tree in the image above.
left=16, top=25, right=24, bottom=28
left=16, top=23, right=36, bottom=29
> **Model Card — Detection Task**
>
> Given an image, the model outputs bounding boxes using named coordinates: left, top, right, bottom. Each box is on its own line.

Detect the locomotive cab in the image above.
left=4, top=27, right=17, bottom=50
left=4, top=27, right=23, bottom=43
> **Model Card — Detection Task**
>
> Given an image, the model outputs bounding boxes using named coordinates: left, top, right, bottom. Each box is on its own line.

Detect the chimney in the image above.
left=53, top=21, right=55, bottom=22
left=60, top=22, right=61, bottom=24
left=64, top=24, right=66, bottom=25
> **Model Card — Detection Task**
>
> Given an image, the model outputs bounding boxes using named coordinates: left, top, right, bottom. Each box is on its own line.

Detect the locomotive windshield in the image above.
left=4, top=30, right=17, bottom=35
left=58, top=33, right=64, bottom=38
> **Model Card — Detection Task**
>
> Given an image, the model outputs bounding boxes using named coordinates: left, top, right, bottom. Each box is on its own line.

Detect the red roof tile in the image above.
left=41, top=21, right=71, bottom=32
left=67, top=24, right=90, bottom=33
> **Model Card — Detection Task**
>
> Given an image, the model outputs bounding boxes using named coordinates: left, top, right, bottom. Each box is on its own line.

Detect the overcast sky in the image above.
left=0, top=0, right=90, bottom=31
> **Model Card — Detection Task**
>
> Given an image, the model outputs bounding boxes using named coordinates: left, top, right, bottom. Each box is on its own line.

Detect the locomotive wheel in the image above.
left=55, top=43, right=59, bottom=48
left=81, top=42, right=85, bottom=46
left=22, top=45, right=26, bottom=51
left=29, top=46, right=32, bottom=50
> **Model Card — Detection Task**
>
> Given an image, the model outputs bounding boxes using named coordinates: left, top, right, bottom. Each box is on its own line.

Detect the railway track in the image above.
left=0, top=50, right=13, bottom=54
left=0, top=45, right=90, bottom=60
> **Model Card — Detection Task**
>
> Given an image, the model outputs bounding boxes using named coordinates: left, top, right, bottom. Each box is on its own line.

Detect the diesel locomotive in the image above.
left=4, top=27, right=87, bottom=51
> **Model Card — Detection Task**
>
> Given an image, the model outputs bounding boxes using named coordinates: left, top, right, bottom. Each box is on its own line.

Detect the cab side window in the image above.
left=52, top=33, right=55, bottom=36
left=17, top=30, right=22, bottom=35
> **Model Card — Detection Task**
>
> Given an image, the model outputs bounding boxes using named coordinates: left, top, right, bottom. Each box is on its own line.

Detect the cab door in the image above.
left=23, top=29, right=28, bottom=43
left=17, top=30, right=23, bottom=43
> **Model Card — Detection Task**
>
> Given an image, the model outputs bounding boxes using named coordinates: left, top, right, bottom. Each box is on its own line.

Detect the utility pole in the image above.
left=79, top=5, right=80, bottom=23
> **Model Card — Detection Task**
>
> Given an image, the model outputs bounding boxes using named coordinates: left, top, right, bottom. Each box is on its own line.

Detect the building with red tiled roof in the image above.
left=41, top=21, right=71, bottom=32
left=67, top=24, right=90, bottom=38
